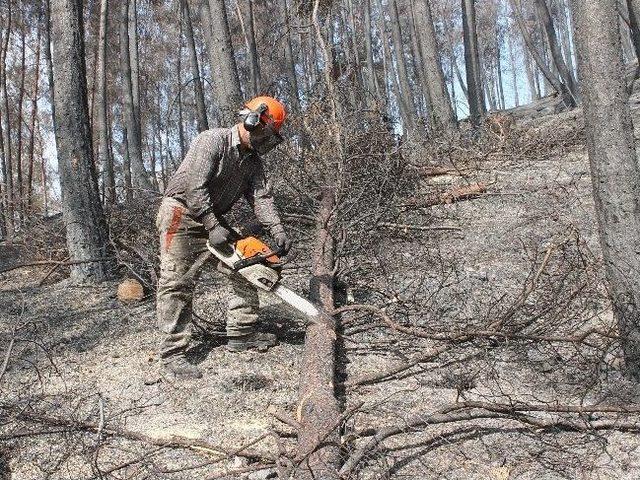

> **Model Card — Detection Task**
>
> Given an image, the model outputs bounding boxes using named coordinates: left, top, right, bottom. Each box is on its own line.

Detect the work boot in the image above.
left=227, top=332, right=278, bottom=352
left=162, top=354, right=203, bottom=380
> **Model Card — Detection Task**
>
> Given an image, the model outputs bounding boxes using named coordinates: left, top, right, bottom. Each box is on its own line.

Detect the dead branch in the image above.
left=334, top=304, right=617, bottom=346
left=340, top=401, right=640, bottom=477
left=2, top=404, right=273, bottom=463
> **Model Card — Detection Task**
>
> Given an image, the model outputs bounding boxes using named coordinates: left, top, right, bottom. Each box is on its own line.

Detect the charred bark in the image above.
left=462, top=0, right=485, bottom=125
left=534, top=0, right=579, bottom=101
left=96, top=0, right=115, bottom=205
left=296, top=186, right=340, bottom=479
left=50, top=0, right=113, bottom=282
left=572, top=0, right=640, bottom=380
left=180, top=0, right=209, bottom=132
left=206, top=0, right=242, bottom=123
left=120, top=0, right=153, bottom=194
left=413, top=0, right=457, bottom=132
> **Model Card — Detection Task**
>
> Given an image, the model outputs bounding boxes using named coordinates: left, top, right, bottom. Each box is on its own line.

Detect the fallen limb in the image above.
left=340, top=400, right=640, bottom=477
left=345, top=344, right=453, bottom=388
left=2, top=404, right=272, bottom=463
left=334, top=304, right=617, bottom=345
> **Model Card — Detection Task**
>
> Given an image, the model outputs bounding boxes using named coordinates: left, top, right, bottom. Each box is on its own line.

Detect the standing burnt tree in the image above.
left=462, top=0, right=485, bottom=126
left=572, top=0, right=640, bottom=379
left=50, top=0, right=113, bottom=282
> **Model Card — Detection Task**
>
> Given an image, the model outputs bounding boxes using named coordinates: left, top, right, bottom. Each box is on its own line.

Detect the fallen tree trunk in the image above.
left=295, top=186, right=341, bottom=479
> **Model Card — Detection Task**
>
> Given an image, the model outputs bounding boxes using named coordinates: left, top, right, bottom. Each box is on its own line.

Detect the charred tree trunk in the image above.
left=511, top=0, right=575, bottom=107
left=16, top=26, right=26, bottom=222
left=387, top=0, right=416, bottom=130
left=50, top=0, right=113, bottom=282
left=534, top=0, right=579, bottom=101
left=296, top=186, right=340, bottom=480
left=180, top=0, right=209, bottom=132
left=207, top=0, right=242, bottom=123
left=462, top=0, right=485, bottom=125
left=1, top=0, right=13, bottom=240
left=120, top=0, right=153, bottom=194
left=27, top=25, right=41, bottom=212
left=177, top=17, right=186, bottom=160
left=96, top=0, right=115, bottom=206
left=282, top=0, right=301, bottom=111
left=572, top=0, right=640, bottom=380
left=627, top=0, right=640, bottom=62
left=509, top=29, right=521, bottom=107
left=414, top=0, right=457, bottom=132
left=247, top=0, right=261, bottom=96
left=363, top=0, right=378, bottom=103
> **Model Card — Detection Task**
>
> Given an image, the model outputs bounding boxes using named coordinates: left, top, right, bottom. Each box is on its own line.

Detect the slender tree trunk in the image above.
left=247, top=0, right=261, bottom=96
left=387, top=0, right=416, bottom=130
left=27, top=26, right=42, bottom=212
left=177, top=15, right=186, bottom=160
left=120, top=0, right=152, bottom=194
left=496, top=49, right=506, bottom=109
left=180, top=0, right=209, bottom=132
left=524, top=48, right=539, bottom=100
left=462, top=0, right=485, bottom=125
left=16, top=26, right=27, bottom=222
left=511, top=0, right=575, bottom=107
left=282, top=0, right=301, bottom=111
left=129, top=0, right=141, bottom=123
left=363, top=0, right=377, bottom=104
left=0, top=10, right=7, bottom=238
left=40, top=121, right=48, bottom=216
left=572, top=0, right=640, bottom=380
left=557, top=0, right=576, bottom=77
left=414, top=0, right=457, bottom=132
left=96, top=0, right=115, bottom=206
left=509, top=30, right=520, bottom=107
left=376, top=0, right=392, bottom=121
left=50, top=0, right=113, bottom=282
left=1, top=0, right=13, bottom=240
left=534, top=0, right=579, bottom=101
left=627, top=0, right=640, bottom=62
left=408, top=1, right=430, bottom=117
left=207, top=0, right=242, bottom=122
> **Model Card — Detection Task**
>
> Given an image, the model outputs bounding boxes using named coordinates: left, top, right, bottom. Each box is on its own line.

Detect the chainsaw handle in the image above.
left=232, top=248, right=285, bottom=271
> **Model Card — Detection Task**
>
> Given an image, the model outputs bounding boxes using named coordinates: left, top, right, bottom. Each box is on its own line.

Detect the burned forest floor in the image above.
left=4, top=95, right=640, bottom=479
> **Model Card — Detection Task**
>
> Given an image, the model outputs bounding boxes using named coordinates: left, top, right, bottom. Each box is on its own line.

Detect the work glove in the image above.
left=208, top=225, right=237, bottom=254
left=274, top=231, right=292, bottom=256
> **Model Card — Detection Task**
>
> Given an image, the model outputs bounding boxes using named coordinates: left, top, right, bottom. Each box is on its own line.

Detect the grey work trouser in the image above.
left=155, top=197, right=260, bottom=358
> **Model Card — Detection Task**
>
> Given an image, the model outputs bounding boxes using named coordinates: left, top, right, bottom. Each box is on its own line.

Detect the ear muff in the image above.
left=243, top=103, right=268, bottom=132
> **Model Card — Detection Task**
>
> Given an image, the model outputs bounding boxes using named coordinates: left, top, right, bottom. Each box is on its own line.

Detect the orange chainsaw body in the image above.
left=235, top=236, right=280, bottom=264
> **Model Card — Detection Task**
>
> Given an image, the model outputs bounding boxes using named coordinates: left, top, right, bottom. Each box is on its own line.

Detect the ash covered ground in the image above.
left=3, top=98, right=640, bottom=479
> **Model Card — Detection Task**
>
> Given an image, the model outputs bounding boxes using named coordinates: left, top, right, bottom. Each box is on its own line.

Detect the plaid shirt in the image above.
left=164, top=126, right=283, bottom=235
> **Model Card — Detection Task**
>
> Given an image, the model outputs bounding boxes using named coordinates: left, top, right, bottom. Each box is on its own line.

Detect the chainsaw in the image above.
left=206, top=236, right=321, bottom=320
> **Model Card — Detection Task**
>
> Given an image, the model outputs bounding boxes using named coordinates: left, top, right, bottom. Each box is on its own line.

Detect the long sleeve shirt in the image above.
left=163, top=126, right=284, bottom=235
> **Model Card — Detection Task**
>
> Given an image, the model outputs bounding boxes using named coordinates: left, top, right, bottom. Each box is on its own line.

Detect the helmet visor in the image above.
left=249, top=124, right=284, bottom=155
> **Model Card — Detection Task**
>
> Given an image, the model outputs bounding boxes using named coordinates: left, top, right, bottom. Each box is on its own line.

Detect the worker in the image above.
left=155, top=96, right=291, bottom=380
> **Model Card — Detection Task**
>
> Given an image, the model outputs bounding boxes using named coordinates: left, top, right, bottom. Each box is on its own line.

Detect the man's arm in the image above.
left=183, top=131, right=225, bottom=230
left=245, top=161, right=285, bottom=237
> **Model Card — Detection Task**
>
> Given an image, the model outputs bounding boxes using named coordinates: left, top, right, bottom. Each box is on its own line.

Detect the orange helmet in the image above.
left=244, top=96, right=287, bottom=132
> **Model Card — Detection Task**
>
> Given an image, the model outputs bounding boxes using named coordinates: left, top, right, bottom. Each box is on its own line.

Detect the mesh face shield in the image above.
left=248, top=123, right=284, bottom=155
